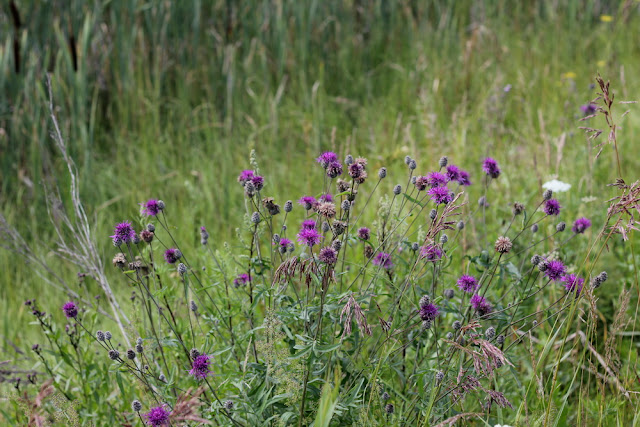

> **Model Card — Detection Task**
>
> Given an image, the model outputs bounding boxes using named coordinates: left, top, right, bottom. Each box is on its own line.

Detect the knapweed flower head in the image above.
left=470, top=294, right=493, bottom=317
left=544, top=199, right=561, bottom=216
left=326, top=161, right=343, bottom=179
left=278, top=237, right=293, bottom=254
left=358, top=227, right=370, bottom=240
left=426, top=171, right=448, bottom=187
left=544, top=259, right=566, bottom=281
left=319, top=246, right=338, bottom=264
left=482, top=157, right=501, bottom=179
left=233, top=273, right=250, bottom=287
left=420, top=244, right=443, bottom=262
left=445, top=165, right=460, bottom=181
left=237, top=170, right=264, bottom=190
left=316, top=202, right=337, bottom=218
left=494, top=236, right=513, bottom=254
left=297, top=227, right=323, bottom=247
left=348, top=162, right=364, bottom=178
left=141, top=199, right=162, bottom=216
left=572, top=217, right=591, bottom=234
left=317, top=151, right=338, bottom=168
left=457, top=169, right=472, bottom=186
left=298, top=196, right=317, bottom=210
left=144, top=404, right=171, bottom=426
left=372, top=252, right=393, bottom=269
left=319, top=193, right=333, bottom=203
left=561, top=274, right=584, bottom=296
left=419, top=302, right=440, bottom=322
left=62, top=301, right=78, bottom=319
left=457, top=275, right=478, bottom=293
left=428, top=186, right=453, bottom=205
left=302, top=219, right=317, bottom=230
left=111, top=221, right=136, bottom=245
left=189, top=354, right=213, bottom=379
left=163, top=248, right=182, bottom=264
left=580, top=103, right=598, bottom=116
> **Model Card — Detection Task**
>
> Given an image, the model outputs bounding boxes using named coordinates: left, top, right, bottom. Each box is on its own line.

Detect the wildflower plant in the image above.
left=11, top=76, right=637, bottom=426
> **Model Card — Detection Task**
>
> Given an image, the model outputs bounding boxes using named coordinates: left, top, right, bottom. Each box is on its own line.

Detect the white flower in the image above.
left=542, top=179, right=571, bottom=193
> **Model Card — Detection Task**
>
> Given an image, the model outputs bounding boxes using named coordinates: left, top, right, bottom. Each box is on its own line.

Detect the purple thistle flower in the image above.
left=144, top=404, right=171, bottom=426
left=237, top=170, right=255, bottom=184
left=319, top=193, right=333, bottom=203
left=163, top=248, right=181, bottom=264
left=326, top=161, right=343, bottom=179
left=426, top=171, right=448, bottom=187
left=572, top=217, right=591, bottom=234
left=544, top=199, right=561, bottom=216
left=189, top=354, right=213, bottom=379
left=297, top=228, right=323, bottom=247
left=233, top=273, right=250, bottom=287
left=470, top=294, right=493, bottom=317
left=302, top=219, right=317, bottom=230
left=141, top=199, right=161, bottom=216
left=278, top=237, right=293, bottom=253
left=348, top=162, right=364, bottom=178
left=457, top=170, right=472, bottom=186
left=317, top=151, right=339, bottom=168
left=561, top=274, right=585, bottom=295
left=427, top=186, right=453, bottom=205
left=111, top=221, right=136, bottom=245
left=580, top=103, right=597, bottom=116
left=545, top=259, right=566, bottom=281
left=482, top=157, right=501, bottom=179
left=420, top=244, right=443, bottom=262
left=357, top=227, right=370, bottom=240
left=446, top=165, right=461, bottom=182
left=419, top=302, right=440, bottom=322
left=298, top=196, right=317, bottom=210
left=319, top=246, right=338, bottom=264
left=457, top=275, right=478, bottom=293
left=372, top=252, right=393, bottom=269
left=62, top=301, right=78, bottom=319
left=251, top=175, right=264, bottom=191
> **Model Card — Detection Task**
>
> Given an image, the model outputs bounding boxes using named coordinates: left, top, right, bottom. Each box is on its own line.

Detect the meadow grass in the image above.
left=1, top=1, right=640, bottom=425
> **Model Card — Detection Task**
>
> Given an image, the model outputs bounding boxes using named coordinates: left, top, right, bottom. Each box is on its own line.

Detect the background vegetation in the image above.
left=1, top=0, right=639, bottom=425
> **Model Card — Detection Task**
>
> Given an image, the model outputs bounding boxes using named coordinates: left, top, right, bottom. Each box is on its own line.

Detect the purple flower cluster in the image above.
left=560, top=274, right=584, bottom=296
left=317, top=152, right=343, bottom=178
left=457, top=275, right=478, bottom=293
left=544, top=259, right=566, bottom=281
left=302, top=219, right=317, bottom=230
left=298, top=196, right=317, bottom=210
left=426, top=171, right=448, bottom=187
left=470, top=294, right=493, bottom=317
left=420, top=244, right=443, bottom=262
left=572, top=217, right=591, bottom=234
left=233, top=273, right=250, bottom=287
left=278, top=238, right=293, bottom=253
left=144, top=405, right=171, bottom=426
left=189, top=354, right=213, bottom=379
left=428, top=187, right=453, bottom=205
left=544, top=199, right=561, bottom=216
left=419, top=302, right=440, bottom=322
left=111, top=221, right=136, bottom=246
left=372, top=252, right=393, bottom=269
left=237, top=170, right=264, bottom=191
left=141, top=199, right=162, bottom=216
left=163, top=248, right=182, bottom=264
left=319, top=246, right=338, bottom=264
left=297, top=227, right=322, bottom=247
left=580, top=103, right=597, bottom=116
left=62, top=301, right=78, bottom=319
left=482, top=157, right=501, bottom=179
left=357, top=227, right=370, bottom=240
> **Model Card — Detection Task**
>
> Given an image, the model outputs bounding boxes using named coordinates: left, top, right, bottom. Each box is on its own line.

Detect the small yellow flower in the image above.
left=600, top=15, right=613, bottom=22
left=597, top=60, right=606, bottom=68
left=561, top=72, right=577, bottom=80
